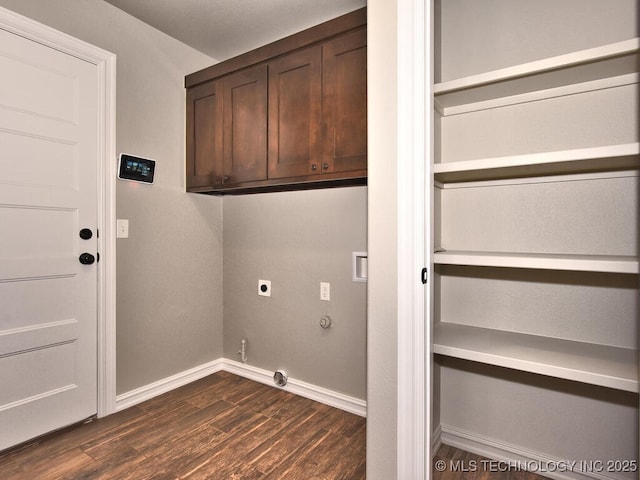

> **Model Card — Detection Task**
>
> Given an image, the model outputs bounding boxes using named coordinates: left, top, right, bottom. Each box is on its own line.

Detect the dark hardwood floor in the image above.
left=0, top=371, right=366, bottom=479
left=433, top=444, right=549, bottom=480
left=1, top=371, right=554, bottom=480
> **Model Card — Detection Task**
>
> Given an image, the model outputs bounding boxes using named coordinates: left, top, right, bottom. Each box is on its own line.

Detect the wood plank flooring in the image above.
left=1, top=370, right=553, bottom=480
left=433, top=444, right=549, bottom=480
left=0, top=371, right=366, bottom=480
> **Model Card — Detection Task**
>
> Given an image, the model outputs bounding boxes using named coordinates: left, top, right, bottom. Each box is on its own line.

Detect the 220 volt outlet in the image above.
left=258, top=280, right=271, bottom=297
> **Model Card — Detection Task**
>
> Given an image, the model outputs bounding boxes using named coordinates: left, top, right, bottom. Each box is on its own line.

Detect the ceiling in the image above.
left=104, top=0, right=366, bottom=61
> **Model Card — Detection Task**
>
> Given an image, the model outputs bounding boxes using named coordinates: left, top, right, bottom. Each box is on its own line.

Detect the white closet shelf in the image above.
left=434, top=38, right=639, bottom=113
left=433, top=143, right=640, bottom=183
left=433, top=251, right=639, bottom=274
left=434, top=323, right=638, bottom=393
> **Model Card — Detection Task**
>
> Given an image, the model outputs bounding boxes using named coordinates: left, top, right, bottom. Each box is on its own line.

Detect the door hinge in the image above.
left=421, top=267, right=428, bottom=284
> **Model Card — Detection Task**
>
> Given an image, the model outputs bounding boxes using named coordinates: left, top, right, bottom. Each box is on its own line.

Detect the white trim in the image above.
left=439, top=169, right=639, bottom=190
left=434, top=323, right=638, bottom=392
left=114, top=358, right=366, bottom=417
left=433, top=38, right=640, bottom=95
left=115, top=359, right=224, bottom=412
left=223, top=359, right=367, bottom=417
left=96, top=38, right=117, bottom=420
left=433, top=251, right=639, bottom=275
left=396, top=0, right=430, bottom=478
left=433, top=142, right=640, bottom=178
left=440, top=72, right=638, bottom=117
left=0, top=7, right=117, bottom=418
left=432, top=424, right=442, bottom=455
left=441, top=424, right=628, bottom=480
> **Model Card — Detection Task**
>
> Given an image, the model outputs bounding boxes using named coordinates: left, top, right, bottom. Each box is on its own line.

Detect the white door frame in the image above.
left=396, top=0, right=431, bottom=478
left=0, top=6, right=117, bottom=418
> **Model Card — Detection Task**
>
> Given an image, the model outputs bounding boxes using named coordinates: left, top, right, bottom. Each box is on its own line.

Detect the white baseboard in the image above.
left=115, top=358, right=224, bottom=411
left=432, top=423, right=442, bottom=455
left=223, top=359, right=367, bottom=417
left=115, top=357, right=366, bottom=418
left=441, top=424, right=628, bottom=480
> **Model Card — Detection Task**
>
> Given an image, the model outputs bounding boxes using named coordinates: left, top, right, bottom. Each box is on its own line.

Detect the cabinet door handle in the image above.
left=322, top=163, right=329, bottom=170
left=311, top=164, right=318, bottom=171
left=215, top=177, right=222, bottom=184
left=223, top=176, right=230, bottom=183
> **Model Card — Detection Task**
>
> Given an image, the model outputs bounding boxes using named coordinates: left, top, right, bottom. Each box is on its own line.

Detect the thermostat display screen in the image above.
left=118, top=154, right=155, bottom=183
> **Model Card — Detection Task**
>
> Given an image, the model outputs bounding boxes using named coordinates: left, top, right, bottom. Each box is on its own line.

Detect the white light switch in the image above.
left=116, top=219, right=129, bottom=238
left=320, top=282, right=330, bottom=301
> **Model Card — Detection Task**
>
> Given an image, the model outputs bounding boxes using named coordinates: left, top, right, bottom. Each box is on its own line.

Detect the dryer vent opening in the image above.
left=273, top=370, right=288, bottom=387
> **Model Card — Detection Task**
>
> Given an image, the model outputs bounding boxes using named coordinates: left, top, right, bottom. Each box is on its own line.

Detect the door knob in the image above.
left=79, top=253, right=95, bottom=265
left=79, top=228, right=93, bottom=240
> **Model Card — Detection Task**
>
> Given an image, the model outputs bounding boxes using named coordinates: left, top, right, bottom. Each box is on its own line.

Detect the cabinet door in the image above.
left=322, top=29, right=367, bottom=174
left=268, top=46, right=322, bottom=179
left=186, top=80, right=223, bottom=190
left=223, top=65, right=268, bottom=184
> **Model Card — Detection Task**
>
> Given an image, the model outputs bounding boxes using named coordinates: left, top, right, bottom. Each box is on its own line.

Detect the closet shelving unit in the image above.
left=432, top=37, right=640, bottom=397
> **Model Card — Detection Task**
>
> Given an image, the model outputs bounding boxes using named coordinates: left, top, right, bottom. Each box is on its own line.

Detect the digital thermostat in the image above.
left=118, top=153, right=155, bottom=183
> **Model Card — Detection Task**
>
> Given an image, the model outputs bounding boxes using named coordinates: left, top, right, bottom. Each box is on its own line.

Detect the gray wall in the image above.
left=437, top=0, right=639, bottom=82
left=440, top=358, right=639, bottom=480
left=0, top=0, right=224, bottom=394
left=223, top=187, right=367, bottom=399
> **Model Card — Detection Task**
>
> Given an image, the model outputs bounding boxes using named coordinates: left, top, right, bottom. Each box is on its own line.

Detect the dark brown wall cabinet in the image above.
left=185, top=8, right=366, bottom=194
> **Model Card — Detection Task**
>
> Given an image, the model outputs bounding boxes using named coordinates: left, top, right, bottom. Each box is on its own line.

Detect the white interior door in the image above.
left=0, top=25, right=99, bottom=451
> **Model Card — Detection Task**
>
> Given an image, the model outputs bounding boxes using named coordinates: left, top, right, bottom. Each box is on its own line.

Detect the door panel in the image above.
left=223, top=65, right=268, bottom=184
left=0, top=342, right=78, bottom=404
left=0, top=44, right=78, bottom=123
left=0, top=26, right=98, bottom=451
left=186, top=80, right=223, bottom=189
left=0, top=130, right=78, bottom=188
left=268, top=46, right=322, bottom=179
left=322, top=29, right=367, bottom=174
left=0, top=207, right=75, bottom=256
left=0, top=277, right=75, bottom=332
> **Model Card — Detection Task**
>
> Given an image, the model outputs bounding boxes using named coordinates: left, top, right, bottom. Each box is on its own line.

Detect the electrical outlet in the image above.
left=320, top=282, right=330, bottom=301
left=116, top=219, right=129, bottom=238
left=258, top=279, right=271, bottom=297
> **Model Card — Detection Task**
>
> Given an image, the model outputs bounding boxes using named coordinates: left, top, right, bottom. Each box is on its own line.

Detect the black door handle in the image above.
left=79, top=228, right=93, bottom=240
left=79, top=253, right=95, bottom=265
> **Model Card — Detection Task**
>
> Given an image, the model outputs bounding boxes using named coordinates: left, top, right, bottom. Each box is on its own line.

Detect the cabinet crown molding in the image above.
left=185, top=7, right=366, bottom=89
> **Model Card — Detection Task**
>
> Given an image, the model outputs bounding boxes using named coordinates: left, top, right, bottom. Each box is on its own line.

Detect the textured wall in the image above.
left=0, top=0, right=224, bottom=394
left=437, top=0, right=639, bottom=82
left=223, top=187, right=367, bottom=399
left=440, top=358, right=639, bottom=480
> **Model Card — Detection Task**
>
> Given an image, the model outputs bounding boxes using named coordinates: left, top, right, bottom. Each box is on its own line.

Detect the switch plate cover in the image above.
left=116, top=219, right=129, bottom=238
